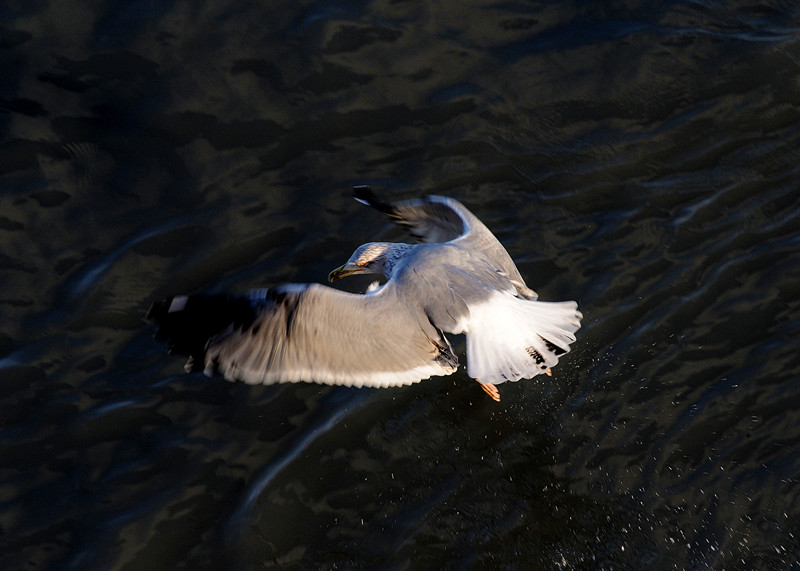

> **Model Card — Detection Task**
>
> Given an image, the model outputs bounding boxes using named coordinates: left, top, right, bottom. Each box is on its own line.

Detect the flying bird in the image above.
left=148, top=187, right=582, bottom=401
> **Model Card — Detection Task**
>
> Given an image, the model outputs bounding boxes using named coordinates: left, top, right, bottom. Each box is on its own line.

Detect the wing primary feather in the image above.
left=147, top=294, right=260, bottom=371
left=353, top=185, right=398, bottom=216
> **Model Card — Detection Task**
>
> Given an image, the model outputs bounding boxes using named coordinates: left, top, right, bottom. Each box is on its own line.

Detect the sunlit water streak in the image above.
left=224, top=389, right=371, bottom=532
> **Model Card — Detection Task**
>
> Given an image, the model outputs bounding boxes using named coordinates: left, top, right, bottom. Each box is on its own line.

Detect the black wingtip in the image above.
left=352, top=184, right=372, bottom=196
left=352, top=185, right=396, bottom=215
left=147, top=294, right=259, bottom=370
left=146, top=298, right=171, bottom=323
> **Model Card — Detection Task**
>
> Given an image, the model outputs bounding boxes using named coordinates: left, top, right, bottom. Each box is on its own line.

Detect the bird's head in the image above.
left=328, top=242, right=398, bottom=282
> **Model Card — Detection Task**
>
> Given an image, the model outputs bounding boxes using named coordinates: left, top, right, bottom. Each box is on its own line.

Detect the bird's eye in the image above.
left=357, top=261, right=368, bottom=267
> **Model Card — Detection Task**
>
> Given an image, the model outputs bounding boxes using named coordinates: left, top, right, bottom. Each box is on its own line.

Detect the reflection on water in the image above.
left=2, top=0, right=800, bottom=568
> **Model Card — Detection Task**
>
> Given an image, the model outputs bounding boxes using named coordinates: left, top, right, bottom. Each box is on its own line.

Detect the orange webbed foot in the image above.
left=477, top=379, right=501, bottom=402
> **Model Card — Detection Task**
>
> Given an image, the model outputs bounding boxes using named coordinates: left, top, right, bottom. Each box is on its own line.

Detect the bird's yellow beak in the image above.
left=328, top=265, right=362, bottom=283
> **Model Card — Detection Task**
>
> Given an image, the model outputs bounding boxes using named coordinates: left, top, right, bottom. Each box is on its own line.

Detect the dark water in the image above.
left=2, top=1, right=800, bottom=569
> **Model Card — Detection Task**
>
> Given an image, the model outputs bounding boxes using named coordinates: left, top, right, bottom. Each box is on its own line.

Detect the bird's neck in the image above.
left=382, top=243, right=415, bottom=278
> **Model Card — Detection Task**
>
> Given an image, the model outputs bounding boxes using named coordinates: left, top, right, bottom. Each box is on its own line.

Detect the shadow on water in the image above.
left=2, top=0, right=800, bottom=569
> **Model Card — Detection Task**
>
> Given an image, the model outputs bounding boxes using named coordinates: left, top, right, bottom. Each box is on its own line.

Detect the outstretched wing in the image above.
left=354, top=186, right=537, bottom=299
left=354, top=185, right=472, bottom=243
left=148, top=283, right=458, bottom=387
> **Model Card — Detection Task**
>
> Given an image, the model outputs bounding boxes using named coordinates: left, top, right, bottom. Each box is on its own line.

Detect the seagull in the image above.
left=147, top=187, right=582, bottom=402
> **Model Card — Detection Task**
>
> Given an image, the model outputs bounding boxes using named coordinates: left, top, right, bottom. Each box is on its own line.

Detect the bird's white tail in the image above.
left=465, top=293, right=582, bottom=384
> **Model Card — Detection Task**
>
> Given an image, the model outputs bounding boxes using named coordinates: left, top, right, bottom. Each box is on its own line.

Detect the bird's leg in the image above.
left=545, top=368, right=552, bottom=376
left=476, top=379, right=500, bottom=402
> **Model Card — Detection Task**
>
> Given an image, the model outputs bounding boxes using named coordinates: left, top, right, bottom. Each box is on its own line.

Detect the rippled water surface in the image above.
left=3, top=1, right=800, bottom=569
